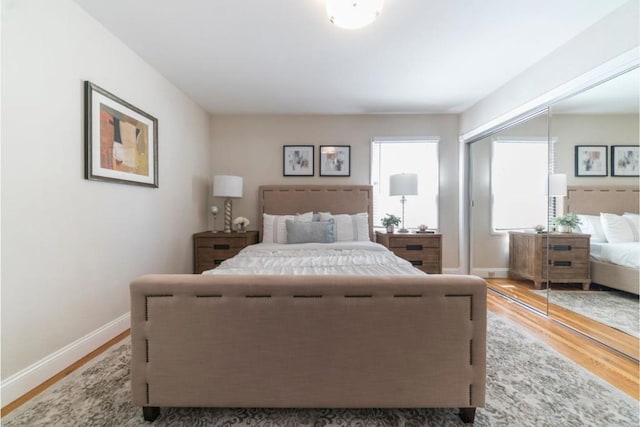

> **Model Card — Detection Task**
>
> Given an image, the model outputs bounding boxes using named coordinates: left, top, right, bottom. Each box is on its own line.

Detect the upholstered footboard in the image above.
left=130, top=274, right=487, bottom=423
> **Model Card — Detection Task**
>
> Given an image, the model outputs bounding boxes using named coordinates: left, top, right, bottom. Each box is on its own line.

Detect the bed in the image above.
left=130, top=185, right=487, bottom=423
left=566, top=185, right=639, bottom=295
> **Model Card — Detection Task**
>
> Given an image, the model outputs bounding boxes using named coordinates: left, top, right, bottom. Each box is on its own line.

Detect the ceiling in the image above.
left=74, top=0, right=628, bottom=115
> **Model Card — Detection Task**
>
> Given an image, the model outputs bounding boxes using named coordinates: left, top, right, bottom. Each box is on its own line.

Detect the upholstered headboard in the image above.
left=566, top=185, right=640, bottom=215
left=259, top=185, right=374, bottom=240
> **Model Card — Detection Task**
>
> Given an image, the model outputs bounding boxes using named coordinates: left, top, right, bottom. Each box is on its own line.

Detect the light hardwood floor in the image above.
left=2, top=288, right=638, bottom=418
left=487, top=278, right=639, bottom=360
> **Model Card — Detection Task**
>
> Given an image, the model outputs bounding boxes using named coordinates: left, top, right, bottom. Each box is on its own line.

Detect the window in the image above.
left=371, top=138, right=439, bottom=230
left=491, top=138, right=549, bottom=231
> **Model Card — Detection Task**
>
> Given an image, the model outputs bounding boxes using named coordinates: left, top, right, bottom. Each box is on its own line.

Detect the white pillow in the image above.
left=262, top=212, right=313, bottom=243
left=600, top=213, right=635, bottom=244
left=623, top=212, right=639, bottom=242
left=576, top=214, right=608, bottom=242
left=318, top=212, right=370, bottom=242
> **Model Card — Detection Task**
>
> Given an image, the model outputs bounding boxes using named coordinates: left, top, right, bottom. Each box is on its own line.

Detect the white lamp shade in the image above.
left=326, top=0, right=384, bottom=30
left=549, top=173, right=567, bottom=197
left=213, top=175, right=243, bottom=198
left=389, top=173, right=418, bottom=196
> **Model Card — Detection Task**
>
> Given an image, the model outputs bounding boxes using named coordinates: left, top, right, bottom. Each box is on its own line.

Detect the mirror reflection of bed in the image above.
left=545, top=186, right=639, bottom=359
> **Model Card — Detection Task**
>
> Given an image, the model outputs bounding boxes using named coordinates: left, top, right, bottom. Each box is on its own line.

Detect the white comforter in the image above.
left=590, top=242, right=640, bottom=269
left=203, top=241, right=426, bottom=276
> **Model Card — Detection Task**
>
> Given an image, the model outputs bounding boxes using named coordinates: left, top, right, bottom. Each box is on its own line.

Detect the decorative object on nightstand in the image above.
left=209, top=206, right=219, bottom=233
left=193, top=230, right=259, bottom=273
left=376, top=231, right=442, bottom=274
left=389, top=173, right=418, bottom=233
left=552, top=213, right=581, bottom=233
left=233, top=216, right=250, bottom=233
left=213, top=175, right=243, bottom=233
left=381, top=213, right=401, bottom=233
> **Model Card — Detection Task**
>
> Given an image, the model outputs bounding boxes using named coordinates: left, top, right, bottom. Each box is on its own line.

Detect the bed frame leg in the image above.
left=459, top=407, right=476, bottom=423
left=143, top=406, right=160, bottom=422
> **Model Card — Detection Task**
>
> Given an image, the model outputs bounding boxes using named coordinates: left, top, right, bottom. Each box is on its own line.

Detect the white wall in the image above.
left=1, top=0, right=211, bottom=396
left=210, top=114, right=461, bottom=270
left=461, top=0, right=639, bottom=137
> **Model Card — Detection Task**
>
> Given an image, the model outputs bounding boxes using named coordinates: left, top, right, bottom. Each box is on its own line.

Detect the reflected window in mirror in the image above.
left=491, top=138, right=550, bottom=232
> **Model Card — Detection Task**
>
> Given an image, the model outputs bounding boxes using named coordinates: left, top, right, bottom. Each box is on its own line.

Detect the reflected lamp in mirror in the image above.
left=213, top=175, right=243, bottom=233
left=549, top=173, right=567, bottom=219
left=389, top=173, right=418, bottom=233
left=549, top=173, right=567, bottom=197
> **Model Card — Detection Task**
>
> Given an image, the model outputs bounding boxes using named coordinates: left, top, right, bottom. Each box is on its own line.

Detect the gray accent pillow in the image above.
left=286, top=219, right=335, bottom=244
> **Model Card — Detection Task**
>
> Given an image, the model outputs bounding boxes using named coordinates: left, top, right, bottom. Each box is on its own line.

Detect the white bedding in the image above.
left=203, top=241, right=426, bottom=276
left=590, top=242, right=640, bottom=269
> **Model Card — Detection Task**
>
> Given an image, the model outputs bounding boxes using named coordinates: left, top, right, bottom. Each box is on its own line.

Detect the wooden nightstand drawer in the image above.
left=193, top=231, right=259, bottom=273
left=375, top=231, right=442, bottom=274
left=509, top=231, right=590, bottom=289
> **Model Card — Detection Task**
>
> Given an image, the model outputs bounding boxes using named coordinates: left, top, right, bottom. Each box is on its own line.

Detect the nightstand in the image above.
left=193, top=231, right=259, bottom=274
left=508, top=231, right=590, bottom=289
left=375, top=231, right=442, bottom=274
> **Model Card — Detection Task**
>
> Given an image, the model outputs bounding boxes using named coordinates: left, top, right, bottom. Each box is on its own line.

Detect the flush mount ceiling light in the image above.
left=326, top=0, right=384, bottom=30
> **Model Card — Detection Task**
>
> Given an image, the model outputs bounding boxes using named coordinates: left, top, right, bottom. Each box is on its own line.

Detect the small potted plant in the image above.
left=552, top=213, right=581, bottom=233
left=381, top=213, right=401, bottom=233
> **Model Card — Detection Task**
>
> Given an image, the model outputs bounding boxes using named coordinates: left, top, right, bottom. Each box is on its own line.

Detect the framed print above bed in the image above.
left=611, top=145, right=639, bottom=177
left=574, top=145, right=607, bottom=177
left=84, top=81, right=158, bottom=187
left=319, top=145, right=351, bottom=177
left=283, top=145, right=314, bottom=176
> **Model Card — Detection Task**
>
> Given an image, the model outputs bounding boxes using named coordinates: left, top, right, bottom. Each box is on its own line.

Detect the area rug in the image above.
left=532, top=289, right=639, bottom=338
left=3, top=312, right=638, bottom=426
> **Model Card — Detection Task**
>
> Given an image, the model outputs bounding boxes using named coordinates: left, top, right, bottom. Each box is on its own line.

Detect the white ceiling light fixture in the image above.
left=326, top=0, right=384, bottom=30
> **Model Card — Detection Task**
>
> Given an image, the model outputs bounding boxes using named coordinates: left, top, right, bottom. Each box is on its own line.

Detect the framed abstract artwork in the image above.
left=319, top=145, right=351, bottom=177
left=283, top=145, right=314, bottom=176
left=611, top=145, right=639, bottom=177
left=84, top=81, right=158, bottom=187
left=574, top=145, right=607, bottom=177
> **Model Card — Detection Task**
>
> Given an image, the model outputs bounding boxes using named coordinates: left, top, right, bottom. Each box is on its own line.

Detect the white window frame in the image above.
left=370, top=137, right=440, bottom=231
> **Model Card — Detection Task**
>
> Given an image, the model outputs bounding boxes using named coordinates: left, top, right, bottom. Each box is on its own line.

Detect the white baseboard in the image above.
left=1, top=312, right=130, bottom=405
left=442, top=267, right=464, bottom=275
left=470, top=268, right=509, bottom=279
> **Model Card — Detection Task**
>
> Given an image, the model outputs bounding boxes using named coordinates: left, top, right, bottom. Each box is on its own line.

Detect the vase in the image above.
left=386, top=225, right=394, bottom=233
left=557, top=225, right=572, bottom=233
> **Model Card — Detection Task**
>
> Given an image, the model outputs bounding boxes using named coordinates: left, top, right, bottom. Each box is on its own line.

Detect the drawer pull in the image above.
left=213, top=259, right=225, bottom=265
left=552, top=245, right=571, bottom=251
left=410, top=260, right=423, bottom=266
left=552, top=260, right=572, bottom=267
left=213, top=244, right=230, bottom=250
left=406, top=245, right=423, bottom=251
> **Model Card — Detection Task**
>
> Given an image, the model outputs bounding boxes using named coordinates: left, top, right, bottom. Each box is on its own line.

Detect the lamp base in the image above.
left=397, top=228, right=409, bottom=233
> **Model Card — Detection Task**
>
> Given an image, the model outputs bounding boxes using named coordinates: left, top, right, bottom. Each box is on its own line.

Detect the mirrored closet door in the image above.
left=469, top=111, right=550, bottom=315
left=547, top=67, right=639, bottom=360
left=470, top=66, right=639, bottom=361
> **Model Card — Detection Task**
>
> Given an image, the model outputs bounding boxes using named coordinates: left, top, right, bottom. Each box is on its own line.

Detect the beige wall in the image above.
left=551, top=114, right=640, bottom=185
left=1, top=0, right=211, bottom=389
left=210, top=114, right=462, bottom=270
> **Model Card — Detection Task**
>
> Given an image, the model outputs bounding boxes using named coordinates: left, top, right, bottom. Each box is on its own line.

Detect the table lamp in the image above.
left=389, top=173, right=418, bottom=233
left=213, top=175, right=243, bottom=233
